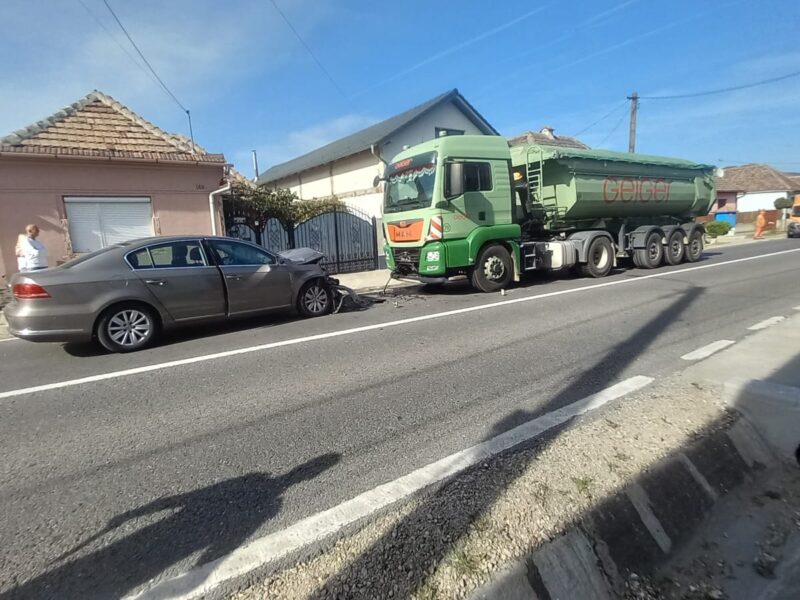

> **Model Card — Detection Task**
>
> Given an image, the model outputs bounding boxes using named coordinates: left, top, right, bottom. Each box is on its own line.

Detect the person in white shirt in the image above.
left=16, top=224, right=49, bottom=271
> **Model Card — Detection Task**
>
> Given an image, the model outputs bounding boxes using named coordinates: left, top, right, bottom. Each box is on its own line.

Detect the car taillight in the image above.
left=13, top=283, right=51, bottom=299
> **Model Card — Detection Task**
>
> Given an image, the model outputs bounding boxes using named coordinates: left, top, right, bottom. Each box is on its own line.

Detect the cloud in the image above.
left=237, top=113, right=379, bottom=177
left=0, top=0, right=332, bottom=138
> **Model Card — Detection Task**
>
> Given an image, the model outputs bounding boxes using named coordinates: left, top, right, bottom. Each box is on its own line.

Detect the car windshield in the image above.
left=383, top=153, right=437, bottom=214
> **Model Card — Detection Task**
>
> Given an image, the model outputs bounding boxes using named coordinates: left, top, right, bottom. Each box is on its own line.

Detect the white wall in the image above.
left=737, top=191, right=790, bottom=212
left=379, top=101, right=487, bottom=163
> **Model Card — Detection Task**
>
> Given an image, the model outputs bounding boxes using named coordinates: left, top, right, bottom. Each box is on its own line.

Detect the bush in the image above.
left=774, top=196, right=793, bottom=210
left=705, top=220, right=732, bottom=238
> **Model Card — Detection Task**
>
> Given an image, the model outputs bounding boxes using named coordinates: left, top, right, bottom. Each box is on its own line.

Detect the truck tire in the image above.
left=633, top=231, right=664, bottom=269
left=471, top=244, right=513, bottom=292
left=664, top=229, right=685, bottom=265
left=684, top=229, right=704, bottom=262
left=579, top=237, right=613, bottom=278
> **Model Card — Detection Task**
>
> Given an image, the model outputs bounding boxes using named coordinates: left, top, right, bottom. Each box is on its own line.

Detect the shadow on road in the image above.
left=2, top=453, right=340, bottom=600
left=307, top=286, right=704, bottom=599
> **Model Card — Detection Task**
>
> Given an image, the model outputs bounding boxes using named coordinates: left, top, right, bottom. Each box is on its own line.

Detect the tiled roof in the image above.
left=257, top=89, right=498, bottom=185
left=0, top=90, right=225, bottom=163
left=714, top=163, right=800, bottom=193
left=508, top=129, right=590, bottom=149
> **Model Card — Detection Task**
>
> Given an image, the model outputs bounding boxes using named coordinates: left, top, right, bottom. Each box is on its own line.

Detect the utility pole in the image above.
left=627, top=91, right=638, bottom=153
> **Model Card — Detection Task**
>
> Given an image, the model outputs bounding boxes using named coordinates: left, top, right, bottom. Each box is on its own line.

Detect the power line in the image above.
left=597, top=108, right=628, bottom=147
left=268, top=0, right=346, bottom=98
left=102, top=0, right=195, bottom=148
left=640, top=69, right=800, bottom=100
left=77, top=0, right=152, bottom=80
left=573, top=100, right=628, bottom=137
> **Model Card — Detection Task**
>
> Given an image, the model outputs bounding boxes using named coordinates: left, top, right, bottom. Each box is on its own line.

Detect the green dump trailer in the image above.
left=381, top=135, right=716, bottom=292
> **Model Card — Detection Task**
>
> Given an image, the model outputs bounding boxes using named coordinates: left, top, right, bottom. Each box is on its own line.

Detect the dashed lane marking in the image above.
left=681, top=340, right=736, bottom=361
left=747, top=316, right=786, bottom=331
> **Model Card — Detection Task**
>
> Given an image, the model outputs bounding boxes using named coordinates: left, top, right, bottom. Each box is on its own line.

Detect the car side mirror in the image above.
left=445, top=162, right=464, bottom=199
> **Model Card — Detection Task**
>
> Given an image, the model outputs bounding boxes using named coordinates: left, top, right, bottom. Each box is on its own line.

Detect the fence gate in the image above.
left=294, top=208, right=379, bottom=274
left=223, top=200, right=378, bottom=274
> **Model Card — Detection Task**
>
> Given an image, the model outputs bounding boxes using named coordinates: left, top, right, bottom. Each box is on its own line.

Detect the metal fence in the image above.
left=223, top=200, right=379, bottom=274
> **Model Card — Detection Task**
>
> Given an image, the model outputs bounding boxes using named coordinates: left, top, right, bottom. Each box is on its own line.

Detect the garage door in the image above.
left=65, top=197, right=154, bottom=253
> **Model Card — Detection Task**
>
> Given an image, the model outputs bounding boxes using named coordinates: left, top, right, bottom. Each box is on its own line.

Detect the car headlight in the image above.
left=426, top=251, right=440, bottom=262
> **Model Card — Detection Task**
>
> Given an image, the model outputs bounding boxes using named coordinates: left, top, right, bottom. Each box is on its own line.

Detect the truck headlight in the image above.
left=426, top=251, right=440, bottom=262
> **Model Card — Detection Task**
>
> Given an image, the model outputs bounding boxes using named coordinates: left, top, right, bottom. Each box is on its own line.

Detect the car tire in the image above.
left=579, top=236, right=613, bottom=278
left=664, top=229, right=686, bottom=266
left=471, top=244, right=513, bottom=292
left=684, top=229, right=704, bottom=262
left=633, top=231, right=664, bottom=269
left=96, top=303, right=157, bottom=353
left=297, top=279, right=332, bottom=317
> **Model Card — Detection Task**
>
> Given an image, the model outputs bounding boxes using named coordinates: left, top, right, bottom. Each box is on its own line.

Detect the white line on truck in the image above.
left=127, top=375, right=654, bottom=600
left=1, top=247, right=798, bottom=401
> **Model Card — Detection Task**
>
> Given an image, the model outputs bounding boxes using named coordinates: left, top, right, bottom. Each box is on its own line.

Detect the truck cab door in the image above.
left=443, top=160, right=511, bottom=236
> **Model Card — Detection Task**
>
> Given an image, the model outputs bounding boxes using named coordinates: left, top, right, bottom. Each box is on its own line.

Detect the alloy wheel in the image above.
left=107, top=309, right=151, bottom=347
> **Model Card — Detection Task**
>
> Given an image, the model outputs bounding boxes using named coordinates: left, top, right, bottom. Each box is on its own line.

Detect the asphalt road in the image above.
left=1, top=239, right=799, bottom=599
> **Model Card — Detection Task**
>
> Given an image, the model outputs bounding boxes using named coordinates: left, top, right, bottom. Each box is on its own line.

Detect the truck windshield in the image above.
left=793, top=206, right=800, bottom=217
left=383, top=153, right=437, bottom=214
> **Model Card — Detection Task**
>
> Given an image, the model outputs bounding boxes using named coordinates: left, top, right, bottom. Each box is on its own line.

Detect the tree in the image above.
left=774, top=196, right=793, bottom=210
left=230, top=184, right=345, bottom=230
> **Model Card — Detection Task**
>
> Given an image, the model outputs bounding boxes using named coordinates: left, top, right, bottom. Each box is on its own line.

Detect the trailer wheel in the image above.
left=580, top=237, right=613, bottom=278
left=633, top=231, right=664, bottom=269
left=664, top=229, right=685, bottom=265
left=684, top=230, right=704, bottom=262
left=471, top=244, right=513, bottom=292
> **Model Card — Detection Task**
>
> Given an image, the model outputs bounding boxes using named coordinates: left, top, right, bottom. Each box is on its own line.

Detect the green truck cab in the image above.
left=381, top=134, right=715, bottom=292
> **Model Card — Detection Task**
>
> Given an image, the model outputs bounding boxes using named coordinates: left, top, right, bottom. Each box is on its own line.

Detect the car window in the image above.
left=145, top=241, right=207, bottom=268
left=209, top=240, right=275, bottom=266
left=127, top=248, right=154, bottom=270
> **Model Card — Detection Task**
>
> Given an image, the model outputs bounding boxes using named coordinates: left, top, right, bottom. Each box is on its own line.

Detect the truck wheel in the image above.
left=471, top=244, right=513, bottom=292
left=580, top=237, right=613, bottom=278
left=633, top=231, right=664, bottom=269
left=684, top=230, right=704, bottom=262
left=664, top=229, right=685, bottom=265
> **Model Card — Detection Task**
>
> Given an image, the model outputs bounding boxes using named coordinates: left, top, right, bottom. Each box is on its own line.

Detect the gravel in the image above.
left=231, top=376, right=732, bottom=600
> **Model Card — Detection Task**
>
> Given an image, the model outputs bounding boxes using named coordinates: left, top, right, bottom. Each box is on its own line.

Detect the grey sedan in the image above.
left=3, top=236, right=335, bottom=352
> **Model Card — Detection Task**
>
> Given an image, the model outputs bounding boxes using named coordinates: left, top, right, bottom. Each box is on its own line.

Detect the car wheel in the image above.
left=471, top=244, right=513, bottom=292
left=97, top=303, right=157, bottom=353
left=297, top=280, right=332, bottom=317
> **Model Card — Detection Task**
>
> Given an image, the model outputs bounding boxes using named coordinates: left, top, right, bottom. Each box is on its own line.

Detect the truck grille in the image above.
left=392, top=247, right=420, bottom=266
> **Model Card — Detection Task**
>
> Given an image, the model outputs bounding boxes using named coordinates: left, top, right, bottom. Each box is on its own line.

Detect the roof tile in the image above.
left=714, top=164, right=799, bottom=193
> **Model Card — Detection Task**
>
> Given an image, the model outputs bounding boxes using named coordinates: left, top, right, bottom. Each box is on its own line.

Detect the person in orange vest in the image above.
left=753, top=209, right=771, bottom=239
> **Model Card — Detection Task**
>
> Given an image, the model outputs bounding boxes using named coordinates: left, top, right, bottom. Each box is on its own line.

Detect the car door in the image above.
left=206, top=239, right=292, bottom=315
left=128, top=240, right=226, bottom=321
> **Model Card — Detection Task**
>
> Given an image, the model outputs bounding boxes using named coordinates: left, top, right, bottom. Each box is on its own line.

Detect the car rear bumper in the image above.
left=3, top=304, right=93, bottom=343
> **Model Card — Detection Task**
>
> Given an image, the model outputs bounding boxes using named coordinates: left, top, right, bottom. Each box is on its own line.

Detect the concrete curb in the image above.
left=467, top=414, right=777, bottom=600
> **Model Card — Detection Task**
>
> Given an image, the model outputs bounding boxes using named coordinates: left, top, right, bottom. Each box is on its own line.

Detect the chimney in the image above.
left=540, top=126, right=556, bottom=140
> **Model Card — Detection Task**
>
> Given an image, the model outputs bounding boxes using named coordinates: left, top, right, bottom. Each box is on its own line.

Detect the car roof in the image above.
left=119, top=235, right=241, bottom=247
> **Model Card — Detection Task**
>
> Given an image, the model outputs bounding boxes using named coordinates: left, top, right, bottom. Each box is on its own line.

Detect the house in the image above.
left=256, top=89, right=498, bottom=218
left=0, top=90, right=228, bottom=278
left=507, top=127, right=589, bottom=149
left=713, top=164, right=799, bottom=213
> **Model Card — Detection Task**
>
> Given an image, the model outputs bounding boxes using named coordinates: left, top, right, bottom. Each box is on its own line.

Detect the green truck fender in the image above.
left=444, top=225, right=522, bottom=271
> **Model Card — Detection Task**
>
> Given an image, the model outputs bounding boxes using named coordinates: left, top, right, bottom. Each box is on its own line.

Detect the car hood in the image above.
left=279, top=248, right=325, bottom=265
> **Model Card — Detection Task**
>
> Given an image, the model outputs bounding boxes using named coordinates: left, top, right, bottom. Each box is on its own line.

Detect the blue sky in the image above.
left=1, top=0, right=798, bottom=177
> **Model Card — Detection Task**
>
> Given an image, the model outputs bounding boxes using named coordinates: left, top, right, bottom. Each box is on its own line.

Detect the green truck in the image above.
left=379, top=134, right=715, bottom=292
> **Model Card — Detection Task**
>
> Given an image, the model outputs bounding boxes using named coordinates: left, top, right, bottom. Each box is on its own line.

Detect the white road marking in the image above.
left=1, top=247, right=799, bottom=401
left=0, top=336, right=19, bottom=343
left=680, top=340, right=735, bottom=361
left=128, top=375, right=654, bottom=600
left=794, top=306, right=800, bottom=311
left=747, top=316, right=786, bottom=331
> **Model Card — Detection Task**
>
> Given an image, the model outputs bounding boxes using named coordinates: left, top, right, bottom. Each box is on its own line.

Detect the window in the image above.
left=208, top=240, right=275, bottom=266
left=463, top=162, right=492, bottom=192
left=133, top=241, right=207, bottom=269
left=435, top=127, right=465, bottom=138
left=127, top=248, right=154, bottom=270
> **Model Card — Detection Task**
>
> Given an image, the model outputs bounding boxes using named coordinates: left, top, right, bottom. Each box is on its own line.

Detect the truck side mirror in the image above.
left=445, top=162, right=464, bottom=199
left=373, top=175, right=382, bottom=188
